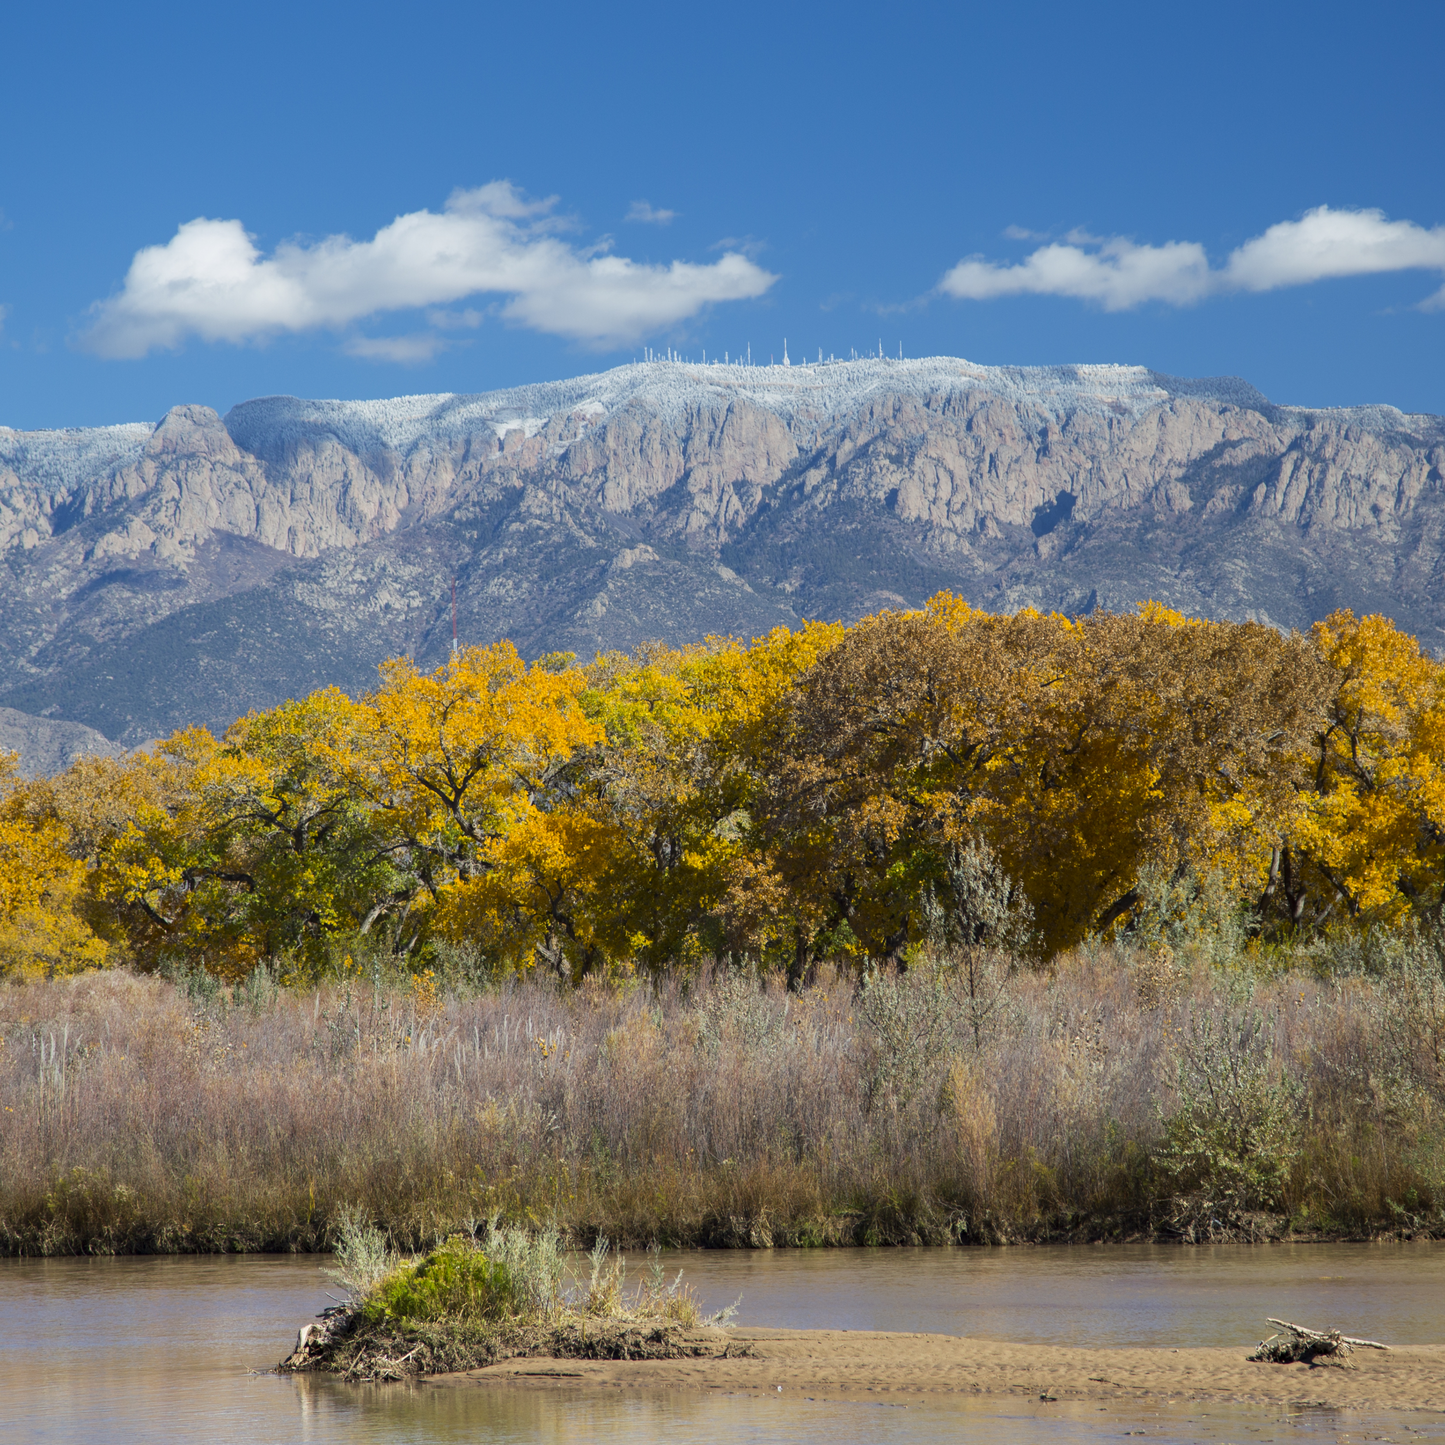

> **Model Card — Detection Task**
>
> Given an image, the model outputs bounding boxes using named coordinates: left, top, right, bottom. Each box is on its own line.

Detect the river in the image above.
left=3, top=1243, right=1442, bottom=1443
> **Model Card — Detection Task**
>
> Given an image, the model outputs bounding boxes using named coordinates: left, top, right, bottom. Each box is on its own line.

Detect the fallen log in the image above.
left=1249, top=1317, right=1390, bottom=1365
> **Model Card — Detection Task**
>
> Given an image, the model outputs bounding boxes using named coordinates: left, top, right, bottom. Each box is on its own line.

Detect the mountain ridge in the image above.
left=2, top=356, right=1442, bottom=756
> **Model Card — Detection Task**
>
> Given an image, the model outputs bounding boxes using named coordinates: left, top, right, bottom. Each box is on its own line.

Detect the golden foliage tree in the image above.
left=567, top=622, right=844, bottom=978
left=385, top=643, right=603, bottom=968
left=7, top=597, right=1442, bottom=985
left=0, top=754, right=109, bottom=978
left=1283, top=610, right=1445, bottom=926
left=746, top=597, right=1331, bottom=961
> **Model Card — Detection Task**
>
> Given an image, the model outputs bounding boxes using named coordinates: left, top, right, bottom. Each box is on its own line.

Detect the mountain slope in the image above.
left=2, top=357, right=1442, bottom=745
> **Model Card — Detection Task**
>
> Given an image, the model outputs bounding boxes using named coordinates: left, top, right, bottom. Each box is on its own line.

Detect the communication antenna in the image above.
left=451, top=576, right=459, bottom=656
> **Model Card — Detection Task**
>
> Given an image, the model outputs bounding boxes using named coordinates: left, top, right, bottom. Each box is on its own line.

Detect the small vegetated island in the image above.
left=286, top=1219, right=1445, bottom=1412
left=2, top=596, right=1445, bottom=1253
left=283, top=1215, right=739, bottom=1380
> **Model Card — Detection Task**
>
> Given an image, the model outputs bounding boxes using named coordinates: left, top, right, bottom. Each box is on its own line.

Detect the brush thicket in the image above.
left=2, top=940, right=1442, bottom=1255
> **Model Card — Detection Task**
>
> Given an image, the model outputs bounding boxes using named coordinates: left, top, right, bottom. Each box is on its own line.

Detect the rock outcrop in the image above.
left=1, top=357, right=1441, bottom=745
left=0, top=708, right=124, bottom=778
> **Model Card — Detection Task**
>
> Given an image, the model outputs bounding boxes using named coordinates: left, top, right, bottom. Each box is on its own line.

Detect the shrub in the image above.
left=1155, top=1002, right=1303, bottom=1228
left=364, top=1238, right=516, bottom=1326
left=326, top=1206, right=396, bottom=1300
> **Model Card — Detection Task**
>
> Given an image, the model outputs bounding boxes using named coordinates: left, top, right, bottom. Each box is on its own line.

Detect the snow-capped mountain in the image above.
left=2, top=356, right=1442, bottom=756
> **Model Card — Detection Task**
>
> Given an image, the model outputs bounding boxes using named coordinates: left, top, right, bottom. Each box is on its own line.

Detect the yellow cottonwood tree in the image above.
left=1049, top=603, right=1331, bottom=937
left=77, top=729, right=230, bottom=970
left=1287, top=611, right=1445, bottom=924
left=169, top=691, right=399, bottom=971
left=751, top=596, right=1329, bottom=960
left=432, top=626, right=842, bottom=979
left=0, top=754, right=109, bottom=978
left=372, top=642, right=601, bottom=963
left=574, top=623, right=845, bottom=976
left=72, top=699, right=400, bottom=976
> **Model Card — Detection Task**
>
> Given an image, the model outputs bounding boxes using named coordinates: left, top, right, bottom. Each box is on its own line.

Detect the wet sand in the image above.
left=444, top=1327, right=1445, bottom=1414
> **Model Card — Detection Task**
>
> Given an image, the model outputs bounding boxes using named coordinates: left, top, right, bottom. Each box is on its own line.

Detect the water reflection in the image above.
left=284, top=1375, right=1410, bottom=1445
left=2, top=1245, right=1443, bottom=1444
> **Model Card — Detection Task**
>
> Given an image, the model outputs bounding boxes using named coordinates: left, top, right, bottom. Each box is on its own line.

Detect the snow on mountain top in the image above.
left=3, top=358, right=1433, bottom=491
left=220, top=356, right=1289, bottom=461
left=0, top=422, right=152, bottom=495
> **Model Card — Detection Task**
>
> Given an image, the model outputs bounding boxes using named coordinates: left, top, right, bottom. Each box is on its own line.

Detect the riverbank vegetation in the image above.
left=2, top=931, right=1442, bottom=1254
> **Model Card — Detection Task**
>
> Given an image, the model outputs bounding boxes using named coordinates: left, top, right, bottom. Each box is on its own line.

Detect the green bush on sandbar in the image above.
left=363, top=1238, right=516, bottom=1326
left=333, top=1214, right=714, bottom=1339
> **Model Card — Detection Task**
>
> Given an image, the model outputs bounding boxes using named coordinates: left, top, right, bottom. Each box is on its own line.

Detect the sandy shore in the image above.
left=442, top=1327, right=1445, bottom=1414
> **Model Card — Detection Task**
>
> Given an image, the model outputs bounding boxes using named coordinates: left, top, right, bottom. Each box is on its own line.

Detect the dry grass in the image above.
left=1, top=943, right=1442, bottom=1254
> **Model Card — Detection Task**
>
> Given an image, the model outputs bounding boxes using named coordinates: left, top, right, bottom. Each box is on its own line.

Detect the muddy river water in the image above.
left=2, top=1242, right=1443, bottom=1443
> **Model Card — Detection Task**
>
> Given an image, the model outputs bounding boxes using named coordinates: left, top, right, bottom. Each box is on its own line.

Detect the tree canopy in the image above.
left=2, top=601, right=1440, bottom=982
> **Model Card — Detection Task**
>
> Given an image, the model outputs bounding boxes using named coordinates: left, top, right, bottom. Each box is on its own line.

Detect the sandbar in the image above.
left=441, top=1327, right=1445, bottom=1414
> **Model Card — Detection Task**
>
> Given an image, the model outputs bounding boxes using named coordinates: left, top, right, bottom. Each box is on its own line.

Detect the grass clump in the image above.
left=286, top=1215, right=727, bottom=1379
left=325, top=1204, right=395, bottom=1298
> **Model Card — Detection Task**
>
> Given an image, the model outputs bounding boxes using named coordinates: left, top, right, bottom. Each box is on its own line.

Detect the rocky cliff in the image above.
left=2, top=357, right=1442, bottom=751
left=0, top=709, right=122, bottom=779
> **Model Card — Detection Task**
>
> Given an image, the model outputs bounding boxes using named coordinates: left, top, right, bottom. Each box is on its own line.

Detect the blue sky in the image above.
left=2, top=0, right=1442, bottom=429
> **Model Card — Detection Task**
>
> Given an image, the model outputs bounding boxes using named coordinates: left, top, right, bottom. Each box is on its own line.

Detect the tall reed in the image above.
left=1, top=942, right=1441, bottom=1254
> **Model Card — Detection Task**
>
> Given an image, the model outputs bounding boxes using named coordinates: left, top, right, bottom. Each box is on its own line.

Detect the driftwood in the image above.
left=279, top=1303, right=743, bottom=1383
left=1249, top=1317, right=1390, bottom=1365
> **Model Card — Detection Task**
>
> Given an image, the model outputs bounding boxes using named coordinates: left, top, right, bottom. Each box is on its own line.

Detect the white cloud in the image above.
left=943, top=237, right=1212, bottom=311
left=0, top=303, right=8, bottom=335
left=343, top=333, right=455, bottom=364
left=83, top=182, right=774, bottom=358
left=940, top=206, right=1445, bottom=311
left=425, top=307, right=486, bottom=330
left=1221, top=207, right=1445, bottom=291
left=626, top=200, right=677, bottom=225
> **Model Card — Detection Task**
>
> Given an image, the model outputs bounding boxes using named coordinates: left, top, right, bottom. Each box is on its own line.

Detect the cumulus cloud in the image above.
left=626, top=200, right=677, bottom=225
left=940, top=206, right=1445, bottom=311
left=943, top=237, right=1211, bottom=310
left=1221, top=207, right=1445, bottom=291
left=83, top=182, right=775, bottom=358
